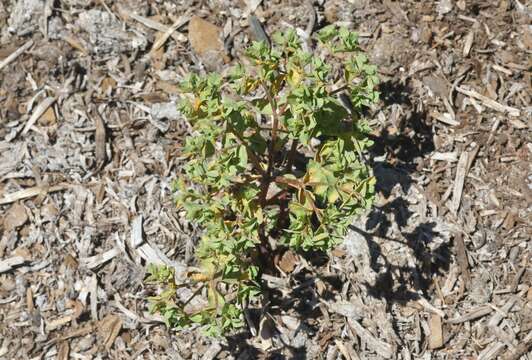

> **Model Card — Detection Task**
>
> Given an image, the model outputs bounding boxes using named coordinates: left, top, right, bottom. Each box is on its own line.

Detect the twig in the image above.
left=0, top=256, right=26, bottom=273
left=446, top=306, right=493, bottom=324
left=456, top=86, right=520, bottom=116
left=151, top=14, right=190, bottom=53
left=80, top=248, right=120, bottom=270
left=22, top=96, right=56, bottom=135
left=91, top=107, right=107, bottom=172
left=450, top=151, right=469, bottom=214
left=0, top=184, right=68, bottom=205
left=182, top=283, right=206, bottom=308
left=125, top=8, right=186, bottom=44
left=305, top=0, right=317, bottom=37
left=0, top=40, right=33, bottom=71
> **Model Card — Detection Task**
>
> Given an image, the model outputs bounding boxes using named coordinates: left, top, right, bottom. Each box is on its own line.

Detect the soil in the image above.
left=0, top=0, right=530, bottom=359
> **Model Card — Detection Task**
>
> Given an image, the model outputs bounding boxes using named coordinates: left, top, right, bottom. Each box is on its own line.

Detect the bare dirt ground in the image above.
left=0, top=0, right=530, bottom=359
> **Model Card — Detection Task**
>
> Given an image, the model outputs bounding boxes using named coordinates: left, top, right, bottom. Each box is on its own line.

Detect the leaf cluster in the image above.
left=149, top=25, right=379, bottom=335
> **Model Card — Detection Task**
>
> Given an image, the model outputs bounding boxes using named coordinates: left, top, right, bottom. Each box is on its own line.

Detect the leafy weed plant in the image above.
left=148, top=25, right=379, bottom=336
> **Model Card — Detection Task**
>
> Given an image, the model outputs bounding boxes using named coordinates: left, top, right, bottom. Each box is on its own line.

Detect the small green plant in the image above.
left=148, top=25, right=379, bottom=336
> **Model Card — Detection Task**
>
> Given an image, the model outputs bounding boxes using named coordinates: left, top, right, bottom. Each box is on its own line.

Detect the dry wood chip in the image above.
left=244, top=0, right=263, bottom=13
left=492, top=64, right=513, bottom=76
left=466, top=144, right=480, bottom=173
left=463, top=30, right=475, bottom=57
left=510, top=265, right=526, bottom=292
left=456, top=86, right=520, bottom=116
left=188, top=16, right=228, bottom=69
left=508, top=118, right=528, bottom=129
left=79, top=248, right=119, bottom=270
left=90, top=274, right=98, bottom=321
left=454, top=233, right=471, bottom=289
left=130, top=215, right=144, bottom=248
left=450, top=151, right=469, bottom=214
left=92, top=109, right=107, bottom=171
left=501, top=331, right=532, bottom=360
left=130, top=216, right=186, bottom=276
left=248, top=15, right=271, bottom=47
left=112, top=298, right=139, bottom=322
left=478, top=341, right=505, bottom=360
left=61, top=34, right=88, bottom=54
left=417, top=297, right=446, bottom=318
left=0, top=184, right=68, bottom=205
left=431, top=112, right=460, bottom=126
left=334, top=340, right=354, bottom=360
left=98, top=314, right=123, bottom=351
left=326, top=300, right=364, bottom=320
left=122, top=8, right=186, bottom=44
left=46, top=312, right=75, bottom=331
left=347, top=318, right=394, bottom=359
left=428, top=314, right=444, bottom=349
left=151, top=14, right=189, bottom=52
left=2, top=203, right=28, bottom=230
left=200, top=342, right=222, bottom=360
left=22, top=96, right=56, bottom=135
left=0, top=256, right=26, bottom=273
left=446, top=305, right=493, bottom=324
left=432, top=152, right=458, bottom=162
left=277, top=249, right=298, bottom=273
left=441, top=265, right=459, bottom=296
left=0, top=346, right=8, bottom=357
left=0, top=40, right=33, bottom=71
left=45, top=323, right=95, bottom=346
left=136, top=242, right=177, bottom=269
left=261, top=273, right=289, bottom=289
left=487, top=296, right=518, bottom=328
left=56, top=341, right=69, bottom=360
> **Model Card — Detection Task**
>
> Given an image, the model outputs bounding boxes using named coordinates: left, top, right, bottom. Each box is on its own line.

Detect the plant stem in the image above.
left=227, top=124, right=267, bottom=177
left=258, top=83, right=281, bottom=209
left=264, top=84, right=281, bottom=181
left=182, top=283, right=206, bottom=308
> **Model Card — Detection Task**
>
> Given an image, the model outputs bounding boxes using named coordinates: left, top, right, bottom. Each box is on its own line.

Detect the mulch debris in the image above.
left=0, top=0, right=530, bottom=359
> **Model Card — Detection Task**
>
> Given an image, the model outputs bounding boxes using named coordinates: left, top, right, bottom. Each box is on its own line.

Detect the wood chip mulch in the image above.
left=0, top=0, right=530, bottom=359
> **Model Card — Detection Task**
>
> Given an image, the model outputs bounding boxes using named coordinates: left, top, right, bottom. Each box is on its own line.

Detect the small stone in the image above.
left=188, top=16, right=228, bottom=70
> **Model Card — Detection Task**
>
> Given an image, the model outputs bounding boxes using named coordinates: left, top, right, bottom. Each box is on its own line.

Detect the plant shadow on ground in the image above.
left=351, top=78, right=452, bottom=304
left=224, top=268, right=341, bottom=359
left=223, top=79, right=451, bottom=358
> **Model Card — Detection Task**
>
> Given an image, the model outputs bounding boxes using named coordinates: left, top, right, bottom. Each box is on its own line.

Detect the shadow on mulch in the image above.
left=223, top=78, right=449, bottom=359
left=352, top=78, right=451, bottom=304
left=222, top=262, right=343, bottom=358
left=224, top=327, right=308, bottom=360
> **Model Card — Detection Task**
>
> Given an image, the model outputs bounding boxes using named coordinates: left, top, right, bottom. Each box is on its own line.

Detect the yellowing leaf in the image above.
left=288, top=68, right=303, bottom=86
left=193, top=97, right=202, bottom=111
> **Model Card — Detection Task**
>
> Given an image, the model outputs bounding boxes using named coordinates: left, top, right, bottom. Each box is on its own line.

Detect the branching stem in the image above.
left=227, top=124, right=267, bottom=177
